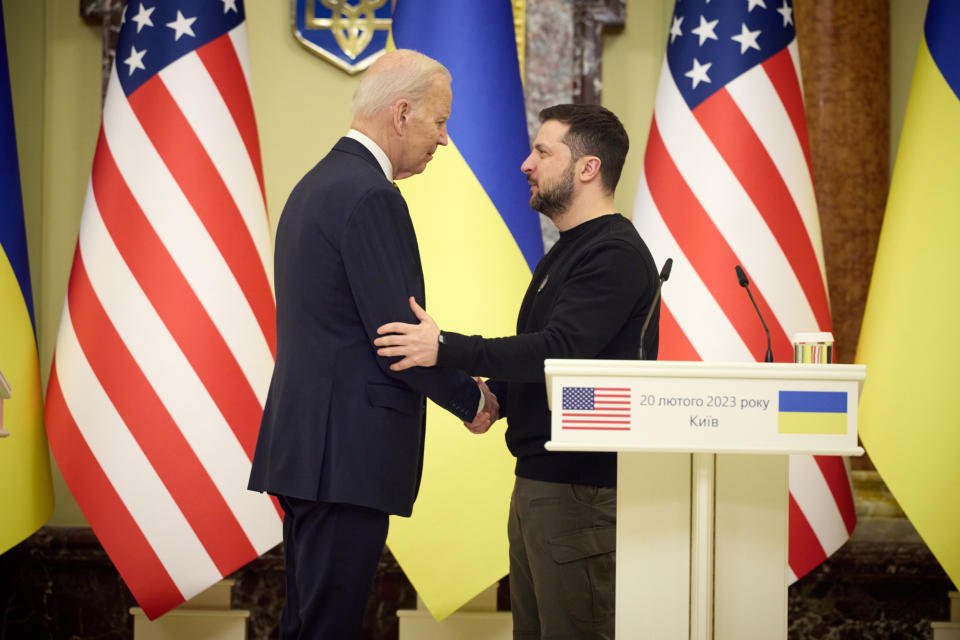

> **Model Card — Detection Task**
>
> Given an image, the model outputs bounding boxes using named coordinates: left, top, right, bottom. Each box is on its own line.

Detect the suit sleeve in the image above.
left=437, top=240, right=655, bottom=383
left=341, top=185, right=480, bottom=422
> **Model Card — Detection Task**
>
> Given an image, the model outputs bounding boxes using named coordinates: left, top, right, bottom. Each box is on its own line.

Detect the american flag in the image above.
left=632, top=0, right=856, bottom=582
left=44, top=0, right=281, bottom=619
left=561, top=386, right=632, bottom=430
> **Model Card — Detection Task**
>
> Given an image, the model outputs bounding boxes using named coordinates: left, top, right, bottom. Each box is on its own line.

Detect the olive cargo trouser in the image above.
left=508, top=476, right=617, bottom=640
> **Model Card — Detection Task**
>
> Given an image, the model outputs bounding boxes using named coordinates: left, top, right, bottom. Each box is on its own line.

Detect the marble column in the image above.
left=524, top=0, right=625, bottom=249
left=794, top=0, right=889, bottom=372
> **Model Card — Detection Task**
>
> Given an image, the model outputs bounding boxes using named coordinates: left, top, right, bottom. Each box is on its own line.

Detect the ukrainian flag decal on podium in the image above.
left=777, top=390, right=848, bottom=435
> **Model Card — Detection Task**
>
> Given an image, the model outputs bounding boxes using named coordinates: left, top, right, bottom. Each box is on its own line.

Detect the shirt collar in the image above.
left=346, top=129, right=393, bottom=181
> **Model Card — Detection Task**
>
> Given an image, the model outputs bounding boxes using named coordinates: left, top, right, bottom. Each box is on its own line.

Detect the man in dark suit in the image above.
left=248, top=49, right=496, bottom=639
left=374, top=104, right=661, bottom=639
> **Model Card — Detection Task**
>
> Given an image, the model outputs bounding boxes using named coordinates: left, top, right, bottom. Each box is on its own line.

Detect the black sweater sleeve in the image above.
left=437, top=239, right=653, bottom=383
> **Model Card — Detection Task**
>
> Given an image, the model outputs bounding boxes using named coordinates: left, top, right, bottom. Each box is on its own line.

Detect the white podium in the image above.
left=544, top=360, right=865, bottom=640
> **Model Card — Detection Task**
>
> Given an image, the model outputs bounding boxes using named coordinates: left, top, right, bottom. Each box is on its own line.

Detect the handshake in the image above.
left=467, top=378, right=500, bottom=435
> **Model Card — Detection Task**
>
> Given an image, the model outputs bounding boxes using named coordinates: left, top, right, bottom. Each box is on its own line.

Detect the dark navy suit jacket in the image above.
left=249, top=137, right=479, bottom=517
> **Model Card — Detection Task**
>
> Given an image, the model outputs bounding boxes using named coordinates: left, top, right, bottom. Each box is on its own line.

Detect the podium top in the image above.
left=545, top=360, right=865, bottom=407
left=545, top=359, right=865, bottom=379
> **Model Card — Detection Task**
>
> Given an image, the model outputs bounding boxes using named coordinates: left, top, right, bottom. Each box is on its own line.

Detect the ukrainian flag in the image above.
left=386, top=0, right=544, bottom=619
left=777, top=391, right=847, bottom=435
left=0, top=7, right=54, bottom=555
left=856, top=0, right=960, bottom=590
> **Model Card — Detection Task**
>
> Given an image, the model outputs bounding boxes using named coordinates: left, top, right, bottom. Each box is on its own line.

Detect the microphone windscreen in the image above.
left=661, top=258, right=673, bottom=282
left=735, top=264, right=749, bottom=288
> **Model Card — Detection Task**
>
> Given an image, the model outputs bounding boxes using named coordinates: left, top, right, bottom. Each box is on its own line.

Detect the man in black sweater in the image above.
left=375, top=104, right=660, bottom=639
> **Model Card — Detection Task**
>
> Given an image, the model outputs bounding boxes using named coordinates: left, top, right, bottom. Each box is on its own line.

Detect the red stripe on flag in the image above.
left=128, top=75, right=276, bottom=356
left=45, top=365, right=184, bottom=618
left=91, top=131, right=262, bottom=458
left=813, top=455, right=857, bottom=535
left=788, top=492, right=828, bottom=579
left=66, top=247, right=258, bottom=574
left=694, top=89, right=832, bottom=332
left=657, top=302, right=700, bottom=361
left=196, top=35, right=267, bottom=207
left=762, top=48, right=814, bottom=181
left=644, top=122, right=793, bottom=360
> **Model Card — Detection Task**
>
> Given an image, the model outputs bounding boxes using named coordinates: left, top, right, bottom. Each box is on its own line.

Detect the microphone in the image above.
left=638, top=258, right=673, bottom=360
left=735, top=265, right=773, bottom=362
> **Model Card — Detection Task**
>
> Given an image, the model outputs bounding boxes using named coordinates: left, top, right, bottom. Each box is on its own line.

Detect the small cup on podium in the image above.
left=792, top=332, right=835, bottom=364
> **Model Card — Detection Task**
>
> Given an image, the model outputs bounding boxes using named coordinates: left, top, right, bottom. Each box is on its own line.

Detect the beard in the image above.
left=530, top=162, right=575, bottom=219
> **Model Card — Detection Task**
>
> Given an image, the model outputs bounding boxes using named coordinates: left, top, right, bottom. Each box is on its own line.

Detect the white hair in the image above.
left=351, top=49, right=451, bottom=119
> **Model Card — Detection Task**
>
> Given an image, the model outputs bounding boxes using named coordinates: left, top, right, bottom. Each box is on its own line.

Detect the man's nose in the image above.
left=521, top=153, right=535, bottom=175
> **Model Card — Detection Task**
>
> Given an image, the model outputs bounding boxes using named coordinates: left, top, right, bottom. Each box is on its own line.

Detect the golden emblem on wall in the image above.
left=293, top=0, right=393, bottom=74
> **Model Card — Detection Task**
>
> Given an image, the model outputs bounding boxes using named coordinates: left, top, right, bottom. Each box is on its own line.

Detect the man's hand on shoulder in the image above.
left=374, top=296, right=440, bottom=370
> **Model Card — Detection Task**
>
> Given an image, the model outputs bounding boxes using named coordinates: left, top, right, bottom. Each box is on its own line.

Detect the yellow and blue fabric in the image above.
left=856, top=0, right=960, bottom=591
left=0, top=6, right=54, bottom=555
left=777, top=391, right=847, bottom=435
left=386, top=0, right=544, bottom=620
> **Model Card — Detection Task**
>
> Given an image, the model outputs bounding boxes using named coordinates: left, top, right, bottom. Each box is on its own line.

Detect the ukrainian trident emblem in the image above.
left=293, top=0, right=393, bottom=74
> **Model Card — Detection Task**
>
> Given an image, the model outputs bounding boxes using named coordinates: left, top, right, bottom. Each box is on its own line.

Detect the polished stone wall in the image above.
left=0, top=528, right=411, bottom=640
left=794, top=0, right=889, bottom=371
left=0, top=522, right=952, bottom=640
left=789, top=530, right=953, bottom=639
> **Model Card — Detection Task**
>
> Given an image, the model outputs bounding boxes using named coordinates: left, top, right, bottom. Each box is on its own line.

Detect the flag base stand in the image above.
left=130, top=579, right=248, bottom=640
left=931, top=592, right=960, bottom=640
left=1, top=371, right=9, bottom=437
left=397, top=585, right=511, bottom=639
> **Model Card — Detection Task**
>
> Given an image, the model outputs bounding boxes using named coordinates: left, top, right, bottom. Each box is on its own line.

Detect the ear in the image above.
left=392, top=98, right=411, bottom=136
left=578, top=156, right=602, bottom=183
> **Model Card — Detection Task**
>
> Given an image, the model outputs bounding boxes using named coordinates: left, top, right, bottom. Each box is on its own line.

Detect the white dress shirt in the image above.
left=345, top=129, right=393, bottom=181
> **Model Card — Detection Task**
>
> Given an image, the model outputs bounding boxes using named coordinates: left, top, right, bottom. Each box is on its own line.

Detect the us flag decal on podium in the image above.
left=561, top=386, right=632, bottom=431
left=632, top=0, right=857, bottom=583
left=44, top=0, right=281, bottom=619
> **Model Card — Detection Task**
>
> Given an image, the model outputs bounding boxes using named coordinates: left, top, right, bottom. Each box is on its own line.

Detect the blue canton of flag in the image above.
left=669, top=0, right=796, bottom=109
left=117, top=1, right=244, bottom=95
left=561, top=386, right=631, bottom=430
left=563, top=386, right=599, bottom=411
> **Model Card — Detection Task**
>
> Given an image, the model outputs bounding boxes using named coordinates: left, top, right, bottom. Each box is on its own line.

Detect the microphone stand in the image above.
left=639, top=258, right=672, bottom=360
left=735, top=265, right=773, bottom=363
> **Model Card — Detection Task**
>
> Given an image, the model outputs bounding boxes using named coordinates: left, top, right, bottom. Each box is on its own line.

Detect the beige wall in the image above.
left=2, top=1, right=934, bottom=527
left=2, top=1, right=44, bottom=309
left=601, top=0, right=674, bottom=220
left=245, top=4, right=359, bottom=232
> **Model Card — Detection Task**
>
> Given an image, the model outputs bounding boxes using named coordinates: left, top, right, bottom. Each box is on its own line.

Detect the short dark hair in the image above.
left=538, top=104, right=629, bottom=194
